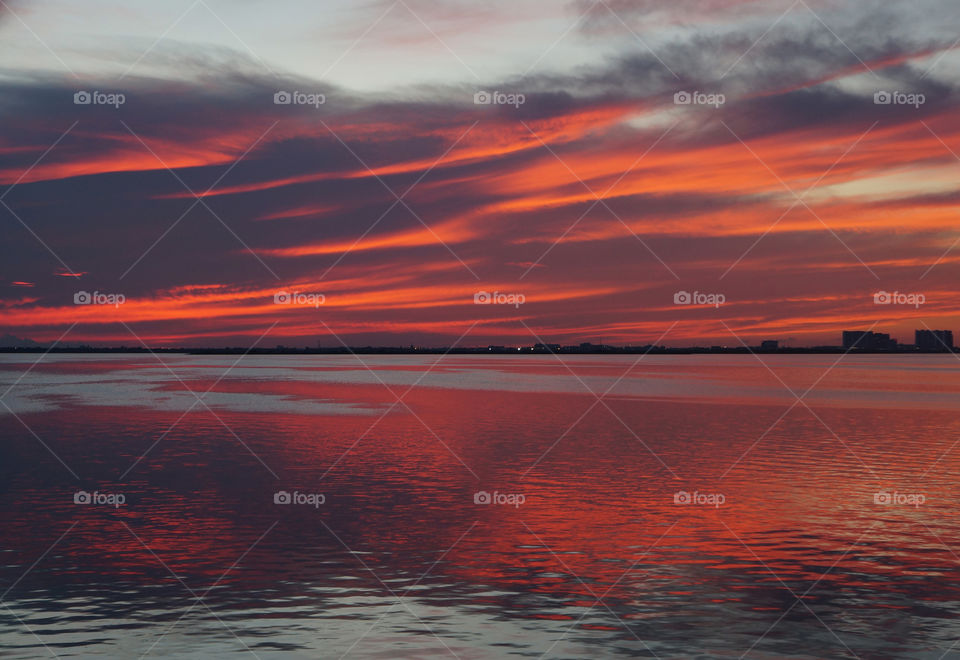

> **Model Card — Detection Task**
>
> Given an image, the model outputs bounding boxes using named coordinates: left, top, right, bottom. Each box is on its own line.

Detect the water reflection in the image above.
left=1, top=355, right=959, bottom=658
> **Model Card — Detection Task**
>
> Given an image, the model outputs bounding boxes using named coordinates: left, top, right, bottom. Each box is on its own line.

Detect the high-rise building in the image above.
left=843, top=331, right=866, bottom=349
left=915, top=329, right=954, bottom=352
left=842, top=331, right=897, bottom=350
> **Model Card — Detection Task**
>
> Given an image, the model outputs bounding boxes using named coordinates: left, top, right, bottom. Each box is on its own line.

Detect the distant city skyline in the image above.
left=2, top=327, right=955, bottom=353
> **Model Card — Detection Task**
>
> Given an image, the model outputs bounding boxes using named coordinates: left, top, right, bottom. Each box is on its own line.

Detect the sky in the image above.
left=1, top=0, right=960, bottom=347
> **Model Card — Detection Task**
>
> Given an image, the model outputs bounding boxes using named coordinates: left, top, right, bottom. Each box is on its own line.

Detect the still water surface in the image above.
left=1, top=354, right=959, bottom=658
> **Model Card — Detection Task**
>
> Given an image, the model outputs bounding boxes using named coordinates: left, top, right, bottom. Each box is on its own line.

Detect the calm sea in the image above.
left=1, top=354, right=959, bottom=659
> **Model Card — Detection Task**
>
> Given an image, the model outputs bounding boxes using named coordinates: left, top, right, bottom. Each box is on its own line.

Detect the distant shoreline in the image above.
left=0, top=346, right=957, bottom=355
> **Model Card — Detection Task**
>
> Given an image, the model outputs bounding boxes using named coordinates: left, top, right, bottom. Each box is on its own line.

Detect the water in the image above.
left=1, top=354, right=959, bottom=659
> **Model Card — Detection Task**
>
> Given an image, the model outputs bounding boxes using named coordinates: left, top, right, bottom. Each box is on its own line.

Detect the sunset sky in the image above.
left=2, top=0, right=960, bottom=347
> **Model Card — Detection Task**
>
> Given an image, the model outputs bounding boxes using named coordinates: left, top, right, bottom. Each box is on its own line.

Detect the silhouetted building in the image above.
left=579, top=342, right=609, bottom=352
left=842, top=331, right=897, bottom=350
left=533, top=343, right=561, bottom=353
left=915, top=329, right=954, bottom=352
left=842, top=331, right=865, bottom=349
left=760, top=340, right=779, bottom=350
